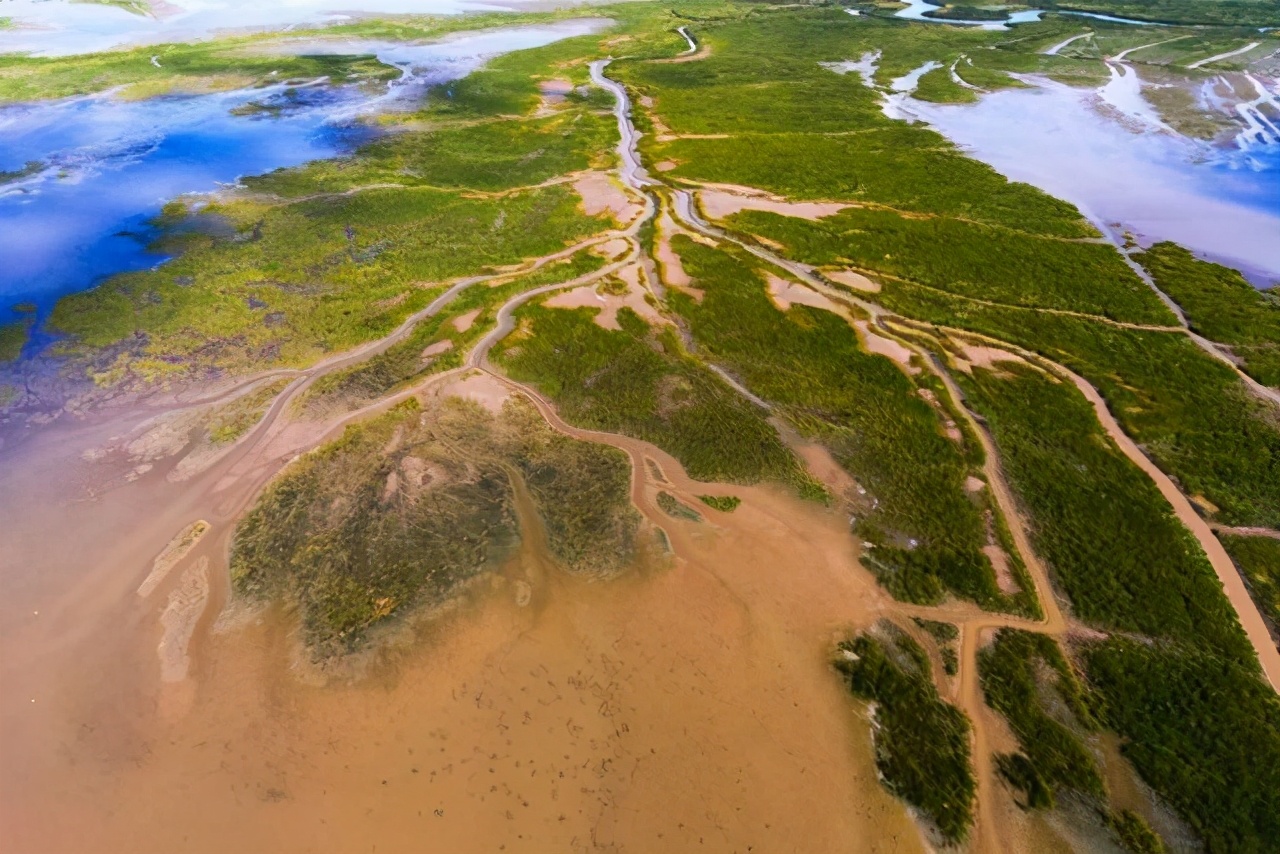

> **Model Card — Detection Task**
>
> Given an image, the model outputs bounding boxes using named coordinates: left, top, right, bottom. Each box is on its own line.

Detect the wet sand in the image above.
left=0, top=379, right=926, bottom=853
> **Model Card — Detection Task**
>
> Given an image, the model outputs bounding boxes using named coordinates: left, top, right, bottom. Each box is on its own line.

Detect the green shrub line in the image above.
left=1134, top=242, right=1280, bottom=388
left=879, top=281, right=1280, bottom=529
left=978, top=629, right=1102, bottom=808
left=1219, top=535, right=1280, bottom=644
left=835, top=626, right=976, bottom=844
left=696, top=494, right=741, bottom=512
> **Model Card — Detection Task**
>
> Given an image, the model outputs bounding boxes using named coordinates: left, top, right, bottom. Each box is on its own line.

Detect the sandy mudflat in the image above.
left=698, top=186, right=850, bottom=221
left=0, top=387, right=925, bottom=854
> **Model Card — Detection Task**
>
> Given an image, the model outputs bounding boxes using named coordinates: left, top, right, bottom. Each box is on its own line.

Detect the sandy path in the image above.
left=1061, top=365, right=1280, bottom=690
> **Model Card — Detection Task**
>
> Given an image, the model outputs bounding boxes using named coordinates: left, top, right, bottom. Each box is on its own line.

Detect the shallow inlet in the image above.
left=892, top=72, right=1280, bottom=285
left=0, top=20, right=607, bottom=347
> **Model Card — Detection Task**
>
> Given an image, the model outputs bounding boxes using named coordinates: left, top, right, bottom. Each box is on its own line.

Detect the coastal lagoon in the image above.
left=0, top=21, right=605, bottom=349
left=893, top=71, right=1280, bottom=285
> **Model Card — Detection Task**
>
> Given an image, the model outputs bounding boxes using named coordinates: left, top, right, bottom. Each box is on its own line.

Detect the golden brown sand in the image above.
left=698, top=187, right=850, bottom=222
left=0, top=378, right=927, bottom=854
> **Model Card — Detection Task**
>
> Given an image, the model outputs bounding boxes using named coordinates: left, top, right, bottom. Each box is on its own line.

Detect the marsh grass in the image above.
left=1135, top=243, right=1280, bottom=387
left=671, top=238, right=1023, bottom=610
left=835, top=625, right=975, bottom=844
left=231, top=395, right=637, bottom=653
left=979, top=629, right=1102, bottom=808
left=880, top=281, right=1280, bottom=528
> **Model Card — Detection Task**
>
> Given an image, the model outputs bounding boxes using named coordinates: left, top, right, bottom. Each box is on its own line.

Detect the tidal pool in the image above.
left=893, top=72, right=1280, bottom=285
left=0, top=20, right=605, bottom=348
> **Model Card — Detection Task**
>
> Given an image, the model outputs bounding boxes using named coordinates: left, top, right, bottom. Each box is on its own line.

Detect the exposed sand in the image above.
left=136, top=520, right=210, bottom=598
left=654, top=159, right=678, bottom=172
left=535, top=78, right=573, bottom=114
left=654, top=212, right=701, bottom=299
left=965, top=475, right=987, bottom=493
left=825, top=269, right=882, bottom=293
left=156, top=557, right=210, bottom=683
left=699, top=187, right=851, bottom=222
left=767, top=273, right=847, bottom=316
left=983, top=545, right=1019, bottom=595
left=420, top=339, right=454, bottom=360
left=0, top=387, right=926, bottom=854
left=451, top=309, right=481, bottom=333
left=435, top=371, right=511, bottom=415
left=590, top=237, right=630, bottom=260
left=573, top=171, right=640, bottom=224
left=855, top=321, right=919, bottom=374
left=542, top=265, right=666, bottom=331
left=956, top=344, right=1027, bottom=373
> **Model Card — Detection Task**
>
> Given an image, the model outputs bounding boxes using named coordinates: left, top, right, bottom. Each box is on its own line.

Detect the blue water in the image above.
left=0, top=20, right=607, bottom=353
left=0, top=84, right=374, bottom=332
left=893, top=0, right=1170, bottom=30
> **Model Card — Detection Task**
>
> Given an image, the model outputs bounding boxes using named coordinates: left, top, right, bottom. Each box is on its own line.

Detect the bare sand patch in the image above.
left=156, top=557, right=209, bottom=683
left=767, top=273, right=846, bottom=317
left=590, top=237, right=630, bottom=260
left=535, top=78, right=573, bottom=114
left=655, top=160, right=678, bottom=172
left=137, top=520, right=210, bottom=598
left=983, top=545, right=1019, bottom=595
left=654, top=212, right=701, bottom=300
left=574, top=171, right=640, bottom=224
left=420, top=339, right=453, bottom=360
left=826, top=269, right=881, bottom=293
left=699, top=187, right=850, bottom=222
left=965, top=476, right=987, bottom=493
left=544, top=266, right=666, bottom=331
left=451, top=309, right=481, bottom=333
left=438, top=371, right=511, bottom=416
left=956, top=344, right=1026, bottom=374
left=855, top=321, right=919, bottom=374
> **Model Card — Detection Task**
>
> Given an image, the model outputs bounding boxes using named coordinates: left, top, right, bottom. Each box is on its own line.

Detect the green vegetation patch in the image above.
left=979, top=629, right=1102, bottom=808
left=835, top=625, right=976, bottom=844
left=1085, top=639, right=1280, bottom=853
left=1220, top=534, right=1280, bottom=642
left=697, top=494, right=740, bottom=512
left=1108, top=809, right=1168, bottom=854
left=0, top=321, right=26, bottom=363
left=656, top=490, right=702, bottom=521
left=957, top=361, right=1251, bottom=659
left=231, top=394, right=637, bottom=653
left=880, top=282, right=1280, bottom=529
left=1135, top=243, right=1280, bottom=387
left=205, top=378, right=292, bottom=444
left=671, top=239, right=1030, bottom=611
left=494, top=300, right=810, bottom=486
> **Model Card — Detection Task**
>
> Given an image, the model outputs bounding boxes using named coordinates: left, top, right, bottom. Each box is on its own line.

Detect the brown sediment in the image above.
left=698, top=187, right=850, bottom=222
left=573, top=171, right=640, bottom=224
left=0, top=374, right=927, bottom=854
left=542, top=267, right=666, bottom=331
left=590, top=237, right=630, bottom=260
left=420, top=339, right=453, bottom=359
left=855, top=320, right=919, bottom=375
left=766, top=273, right=847, bottom=316
left=136, top=520, right=210, bottom=598
left=433, top=371, right=511, bottom=415
left=826, top=269, right=882, bottom=293
left=451, top=309, right=481, bottom=333
left=654, top=159, right=678, bottom=172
